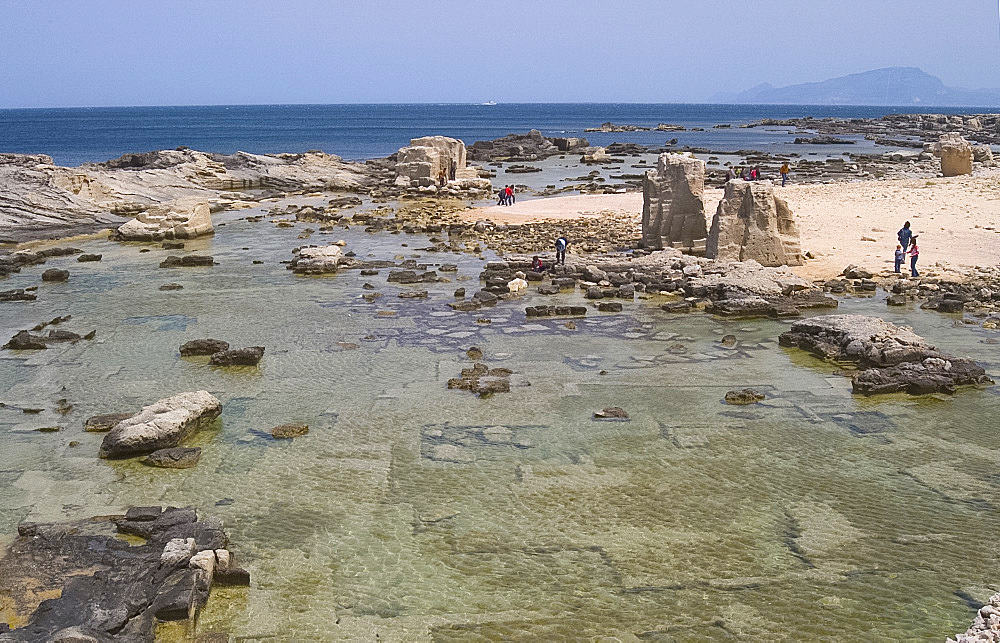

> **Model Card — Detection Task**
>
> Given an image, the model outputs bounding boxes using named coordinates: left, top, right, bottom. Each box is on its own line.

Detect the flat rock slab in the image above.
left=84, top=412, right=133, bottom=433
left=270, top=423, right=309, bottom=439
left=179, top=339, right=230, bottom=356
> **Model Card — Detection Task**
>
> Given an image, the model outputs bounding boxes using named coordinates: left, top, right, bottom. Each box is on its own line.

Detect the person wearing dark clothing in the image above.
left=554, top=236, right=569, bottom=265
left=897, top=221, right=913, bottom=251
left=908, top=237, right=919, bottom=277
left=531, top=256, right=545, bottom=272
left=497, top=188, right=506, bottom=206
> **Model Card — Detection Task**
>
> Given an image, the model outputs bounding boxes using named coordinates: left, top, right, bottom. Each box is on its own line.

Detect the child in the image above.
left=907, top=236, right=919, bottom=277
left=531, top=256, right=545, bottom=272
left=894, top=244, right=904, bottom=273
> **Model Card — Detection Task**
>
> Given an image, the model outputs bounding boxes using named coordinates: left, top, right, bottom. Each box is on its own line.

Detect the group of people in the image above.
left=895, top=221, right=920, bottom=277
left=725, top=163, right=792, bottom=186
left=496, top=185, right=516, bottom=206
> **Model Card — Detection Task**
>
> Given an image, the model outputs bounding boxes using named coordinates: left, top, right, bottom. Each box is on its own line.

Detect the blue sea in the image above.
left=0, top=103, right=980, bottom=167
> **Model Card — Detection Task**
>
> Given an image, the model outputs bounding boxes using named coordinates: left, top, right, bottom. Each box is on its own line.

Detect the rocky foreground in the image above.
left=0, top=507, right=249, bottom=642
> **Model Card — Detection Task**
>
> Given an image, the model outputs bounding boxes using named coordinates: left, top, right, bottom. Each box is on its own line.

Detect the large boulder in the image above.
left=396, top=136, right=467, bottom=187
left=641, top=153, right=708, bottom=253
left=934, top=132, right=974, bottom=177
left=706, top=179, right=803, bottom=267
left=116, top=203, right=214, bottom=241
left=99, top=391, right=222, bottom=458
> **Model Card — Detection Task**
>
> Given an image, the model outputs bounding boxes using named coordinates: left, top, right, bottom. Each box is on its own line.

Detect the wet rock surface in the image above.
left=179, top=339, right=230, bottom=356
left=209, top=346, right=265, bottom=367
left=779, top=314, right=993, bottom=395
left=159, top=255, right=214, bottom=268
left=0, top=507, right=248, bottom=641
left=950, top=592, right=1000, bottom=642
left=270, top=423, right=309, bottom=439
left=724, top=389, right=766, bottom=405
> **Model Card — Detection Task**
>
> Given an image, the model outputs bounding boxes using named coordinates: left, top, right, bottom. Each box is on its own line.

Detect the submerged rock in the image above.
left=143, top=447, right=202, bottom=469
left=99, top=391, right=222, bottom=458
left=779, top=314, right=993, bottom=395
left=0, top=507, right=248, bottom=641
left=209, top=346, right=264, bottom=366
left=270, top=423, right=309, bottom=439
left=76, top=253, right=102, bottom=262
left=84, top=412, right=133, bottom=433
left=3, top=330, right=48, bottom=350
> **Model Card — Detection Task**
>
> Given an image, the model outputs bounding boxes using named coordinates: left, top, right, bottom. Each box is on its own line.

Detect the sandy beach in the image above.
left=465, top=170, right=1000, bottom=280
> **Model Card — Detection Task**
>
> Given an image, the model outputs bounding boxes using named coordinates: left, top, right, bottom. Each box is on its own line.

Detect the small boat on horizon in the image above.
left=480, top=101, right=497, bottom=106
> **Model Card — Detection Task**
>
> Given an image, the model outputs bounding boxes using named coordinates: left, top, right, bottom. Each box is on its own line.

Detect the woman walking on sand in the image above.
left=908, top=236, right=919, bottom=277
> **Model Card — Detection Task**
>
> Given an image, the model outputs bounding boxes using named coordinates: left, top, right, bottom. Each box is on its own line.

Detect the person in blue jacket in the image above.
left=897, top=221, right=913, bottom=251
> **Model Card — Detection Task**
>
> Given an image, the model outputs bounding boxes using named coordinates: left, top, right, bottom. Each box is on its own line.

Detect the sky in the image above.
left=0, top=0, right=998, bottom=108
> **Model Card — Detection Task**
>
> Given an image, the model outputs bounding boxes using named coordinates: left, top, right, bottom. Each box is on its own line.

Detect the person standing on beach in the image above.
left=907, top=236, right=919, bottom=277
left=894, top=244, right=904, bottom=273
left=497, top=187, right=506, bottom=206
left=897, top=221, right=913, bottom=251
left=507, top=184, right=515, bottom=205
left=780, top=162, right=790, bottom=187
left=554, top=236, right=569, bottom=265
left=726, top=167, right=735, bottom=182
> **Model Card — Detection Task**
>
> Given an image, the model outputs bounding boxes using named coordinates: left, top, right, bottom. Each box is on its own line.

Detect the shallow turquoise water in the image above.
left=0, top=208, right=997, bottom=640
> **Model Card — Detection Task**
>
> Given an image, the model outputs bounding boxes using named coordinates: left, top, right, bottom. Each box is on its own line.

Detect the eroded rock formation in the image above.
left=115, top=202, right=214, bottom=241
left=706, top=179, right=803, bottom=267
left=395, top=136, right=467, bottom=186
left=778, top=314, right=993, bottom=395
left=933, top=132, right=974, bottom=177
left=641, top=153, right=708, bottom=253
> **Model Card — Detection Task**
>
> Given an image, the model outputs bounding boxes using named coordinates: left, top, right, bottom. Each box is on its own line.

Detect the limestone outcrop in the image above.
left=98, top=391, right=222, bottom=458
left=706, top=179, right=803, bottom=267
left=933, top=132, right=974, bottom=176
left=395, top=136, right=468, bottom=187
left=115, top=203, right=214, bottom=241
left=641, top=153, right=708, bottom=253
left=778, top=314, right=992, bottom=395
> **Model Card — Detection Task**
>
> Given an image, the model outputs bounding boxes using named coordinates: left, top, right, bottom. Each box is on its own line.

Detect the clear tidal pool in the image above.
left=0, top=207, right=998, bottom=641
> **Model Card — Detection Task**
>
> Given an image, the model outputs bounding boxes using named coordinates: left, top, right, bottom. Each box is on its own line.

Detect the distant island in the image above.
left=710, top=67, right=1000, bottom=107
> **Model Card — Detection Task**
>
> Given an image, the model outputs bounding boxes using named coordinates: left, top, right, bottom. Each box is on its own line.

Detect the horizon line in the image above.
left=3, top=101, right=1000, bottom=111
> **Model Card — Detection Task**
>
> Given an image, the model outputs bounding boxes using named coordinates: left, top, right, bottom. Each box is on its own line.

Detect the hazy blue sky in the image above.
left=1, top=0, right=997, bottom=107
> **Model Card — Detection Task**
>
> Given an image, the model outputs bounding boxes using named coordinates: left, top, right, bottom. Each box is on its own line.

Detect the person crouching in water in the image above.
left=554, top=236, right=569, bottom=265
left=531, top=255, right=545, bottom=272
left=894, top=244, right=904, bottom=273
left=908, top=236, right=919, bottom=277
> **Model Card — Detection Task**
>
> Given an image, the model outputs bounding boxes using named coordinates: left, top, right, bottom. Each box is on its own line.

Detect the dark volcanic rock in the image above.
left=76, top=254, right=102, bottom=262
left=143, top=447, right=202, bottom=468
left=0, top=289, right=36, bottom=302
left=0, top=507, right=248, bottom=641
left=209, top=346, right=265, bottom=366
left=179, top=339, right=230, bottom=356
left=778, top=314, right=993, bottom=395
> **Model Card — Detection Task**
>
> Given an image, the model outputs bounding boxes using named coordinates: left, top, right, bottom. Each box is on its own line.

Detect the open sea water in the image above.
left=0, top=103, right=982, bottom=166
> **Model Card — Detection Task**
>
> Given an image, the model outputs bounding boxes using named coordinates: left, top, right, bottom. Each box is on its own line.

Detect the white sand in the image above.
left=463, top=171, right=1000, bottom=280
